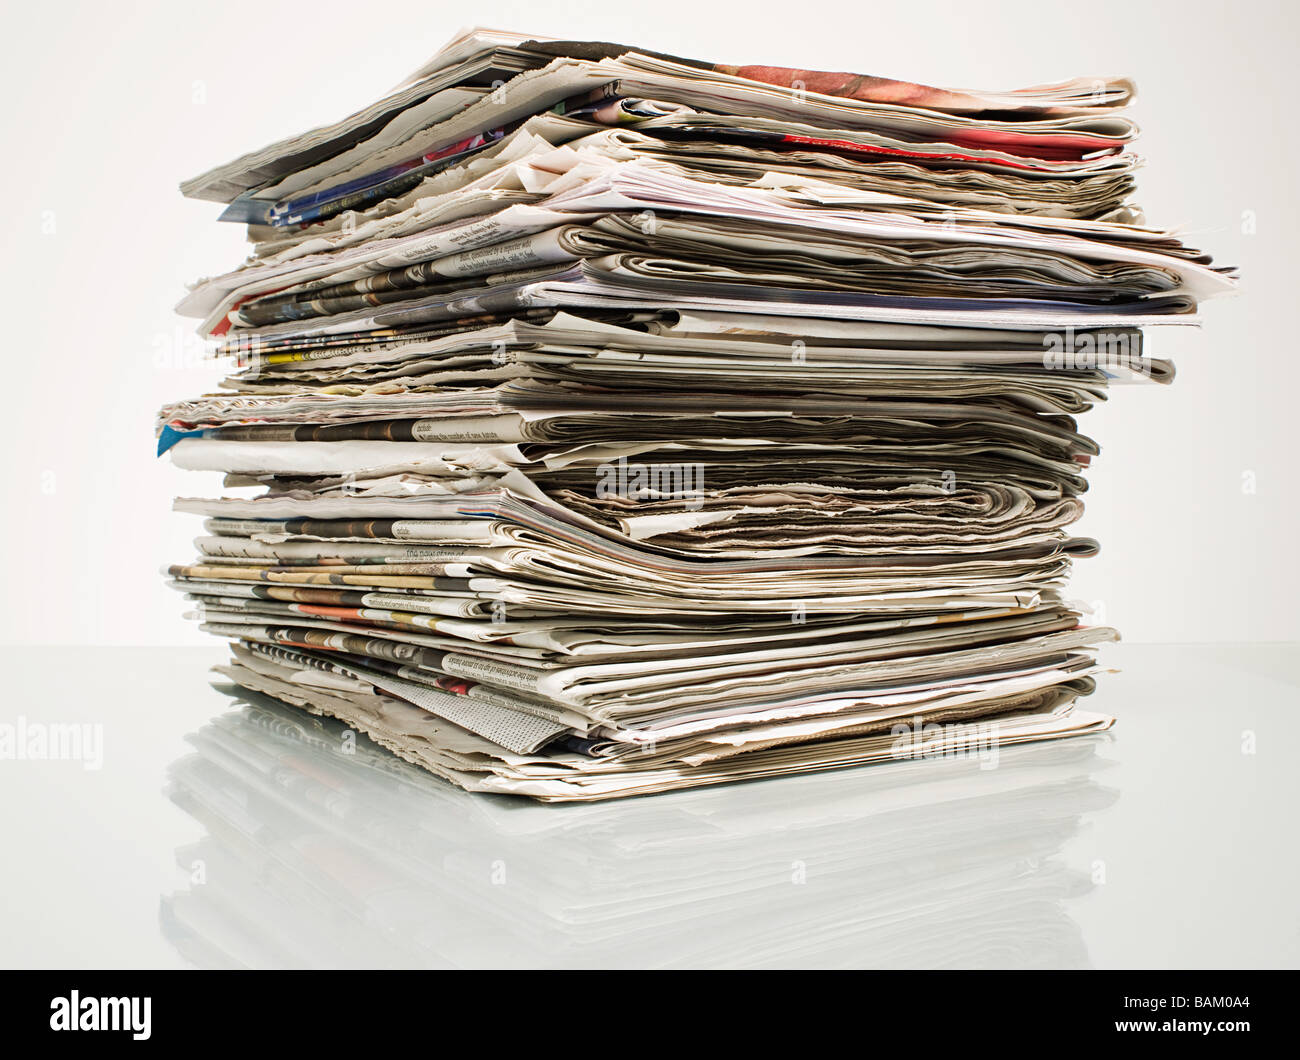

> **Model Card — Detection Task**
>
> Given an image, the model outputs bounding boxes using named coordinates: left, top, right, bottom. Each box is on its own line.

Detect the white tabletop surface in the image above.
left=1, top=642, right=1296, bottom=968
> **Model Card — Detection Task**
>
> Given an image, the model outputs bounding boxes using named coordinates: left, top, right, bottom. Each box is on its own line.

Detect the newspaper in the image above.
left=156, top=27, right=1233, bottom=801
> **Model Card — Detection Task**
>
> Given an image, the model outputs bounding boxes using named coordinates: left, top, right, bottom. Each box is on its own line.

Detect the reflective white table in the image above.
left=1, top=643, right=1295, bottom=968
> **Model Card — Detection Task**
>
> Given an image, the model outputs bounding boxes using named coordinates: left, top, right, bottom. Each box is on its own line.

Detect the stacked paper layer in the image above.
left=158, top=28, right=1233, bottom=800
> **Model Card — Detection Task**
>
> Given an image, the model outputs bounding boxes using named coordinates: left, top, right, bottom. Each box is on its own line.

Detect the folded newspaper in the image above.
left=157, top=27, right=1234, bottom=801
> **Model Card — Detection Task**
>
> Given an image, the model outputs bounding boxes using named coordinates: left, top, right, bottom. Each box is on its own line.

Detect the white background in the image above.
left=1, top=0, right=1293, bottom=646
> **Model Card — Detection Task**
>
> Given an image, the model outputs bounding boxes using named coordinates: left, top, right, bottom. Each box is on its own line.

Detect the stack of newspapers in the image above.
left=158, top=27, right=1234, bottom=801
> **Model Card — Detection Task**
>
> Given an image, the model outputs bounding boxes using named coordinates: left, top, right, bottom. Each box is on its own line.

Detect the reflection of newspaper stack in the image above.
left=161, top=688, right=1118, bottom=968
left=157, top=29, right=1233, bottom=800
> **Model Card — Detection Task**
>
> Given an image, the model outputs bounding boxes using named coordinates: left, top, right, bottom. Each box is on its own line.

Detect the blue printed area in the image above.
left=157, top=424, right=206, bottom=456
